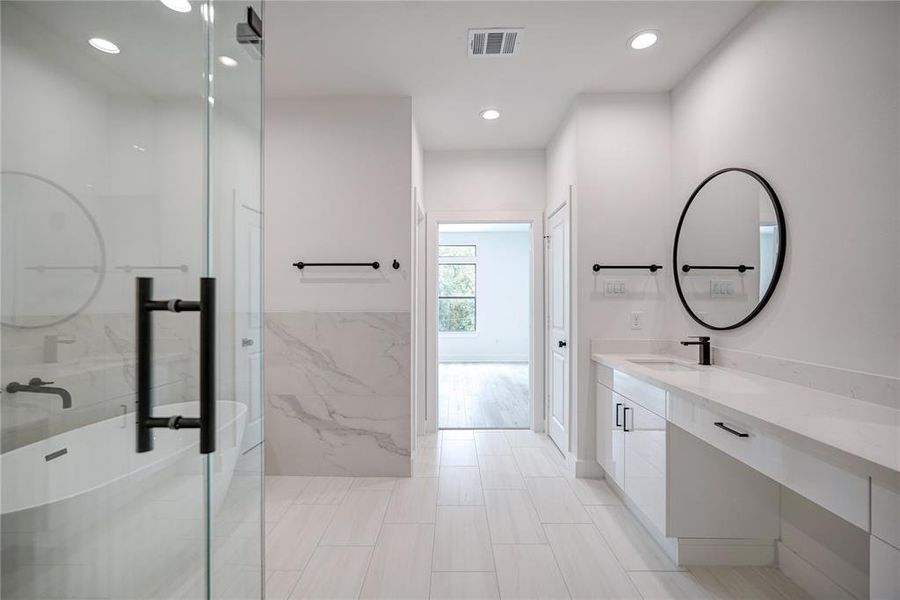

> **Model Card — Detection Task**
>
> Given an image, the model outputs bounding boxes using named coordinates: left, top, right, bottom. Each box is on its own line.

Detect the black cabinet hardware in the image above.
left=681, top=264, right=754, bottom=273
left=392, top=259, right=400, bottom=270
left=136, top=277, right=215, bottom=454
left=593, top=264, right=662, bottom=273
left=558, top=340, right=567, bottom=348
left=293, top=261, right=380, bottom=270
left=615, top=403, right=622, bottom=427
left=622, top=406, right=631, bottom=432
left=714, top=421, right=749, bottom=438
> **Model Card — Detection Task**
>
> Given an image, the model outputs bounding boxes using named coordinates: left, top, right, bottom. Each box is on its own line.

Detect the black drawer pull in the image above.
left=623, top=406, right=631, bottom=432
left=615, top=403, right=622, bottom=427
left=714, top=421, right=749, bottom=438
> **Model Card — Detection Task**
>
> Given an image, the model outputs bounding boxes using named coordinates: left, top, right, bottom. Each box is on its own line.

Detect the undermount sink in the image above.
left=627, top=359, right=699, bottom=372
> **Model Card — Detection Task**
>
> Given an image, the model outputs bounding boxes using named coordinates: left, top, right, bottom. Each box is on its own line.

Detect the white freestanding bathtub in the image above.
left=1, top=400, right=248, bottom=599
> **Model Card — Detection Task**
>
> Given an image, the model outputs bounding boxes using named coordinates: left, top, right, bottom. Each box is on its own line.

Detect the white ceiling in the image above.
left=266, top=1, right=757, bottom=150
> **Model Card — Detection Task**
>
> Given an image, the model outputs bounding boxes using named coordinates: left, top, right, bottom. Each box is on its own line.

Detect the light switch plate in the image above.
left=604, top=279, right=627, bottom=296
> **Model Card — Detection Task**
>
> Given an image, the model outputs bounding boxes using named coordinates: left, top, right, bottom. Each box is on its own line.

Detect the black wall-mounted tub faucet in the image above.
left=681, top=336, right=711, bottom=366
left=5, top=378, right=73, bottom=409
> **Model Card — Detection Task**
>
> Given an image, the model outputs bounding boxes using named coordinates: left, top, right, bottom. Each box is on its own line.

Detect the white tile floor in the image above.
left=265, top=429, right=812, bottom=599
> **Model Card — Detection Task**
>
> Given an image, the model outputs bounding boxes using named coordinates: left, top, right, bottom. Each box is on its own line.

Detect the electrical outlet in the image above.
left=604, top=279, right=627, bottom=296
left=630, top=311, right=643, bottom=330
left=711, top=279, right=736, bottom=297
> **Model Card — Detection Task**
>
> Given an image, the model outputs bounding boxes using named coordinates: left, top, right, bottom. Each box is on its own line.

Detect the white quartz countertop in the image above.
left=592, top=353, right=900, bottom=474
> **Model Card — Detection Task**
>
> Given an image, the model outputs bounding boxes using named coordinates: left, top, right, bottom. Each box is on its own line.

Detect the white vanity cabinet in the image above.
left=594, top=361, right=780, bottom=564
left=595, top=364, right=668, bottom=536
left=595, top=382, right=625, bottom=489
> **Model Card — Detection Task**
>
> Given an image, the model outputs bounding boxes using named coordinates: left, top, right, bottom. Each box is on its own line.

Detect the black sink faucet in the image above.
left=5, top=378, right=72, bottom=409
left=681, top=336, right=711, bottom=366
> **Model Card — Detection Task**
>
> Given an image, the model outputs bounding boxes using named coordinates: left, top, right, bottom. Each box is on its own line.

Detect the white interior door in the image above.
left=547, top=205, right=570, bottom=452
left=235, top=202, right=263, bottom=452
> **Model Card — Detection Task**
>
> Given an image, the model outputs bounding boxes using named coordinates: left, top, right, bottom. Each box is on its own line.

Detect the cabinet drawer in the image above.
left=669, top=393, right=869, bottom=530
left=595, top=364, right=613, bottom=388
left=873, top=472, right=900, bottom=548
left=612, top=370, right=666, bottom=418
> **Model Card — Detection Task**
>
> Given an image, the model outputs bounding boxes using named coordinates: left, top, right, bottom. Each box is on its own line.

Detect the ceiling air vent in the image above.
left=468, top=28, right=523, bottom=57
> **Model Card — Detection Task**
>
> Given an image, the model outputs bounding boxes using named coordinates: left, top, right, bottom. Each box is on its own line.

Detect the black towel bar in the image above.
left=293, top=261, right=380, bottom=270
left=592, top=264, right=662, bottom=273
left=681, top=264, right=754, bottom=273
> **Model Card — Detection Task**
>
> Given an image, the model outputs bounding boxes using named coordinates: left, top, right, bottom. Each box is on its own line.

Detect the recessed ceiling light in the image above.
left=217, top=55, right=238, bottom=68
left=480, top=108, right=501, bottom=121
left=160, top=0, right=191, bottom=13
left=628, top=30, right=659, bottom=50
left=88, top=38, right=120, bottom=54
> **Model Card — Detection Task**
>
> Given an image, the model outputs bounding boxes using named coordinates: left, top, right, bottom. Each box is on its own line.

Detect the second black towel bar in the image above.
left=592, top=264, right=663, bottom=273
left=681, top=264, right=755, bottom=273
left=292, top=260, right=401, bottom=270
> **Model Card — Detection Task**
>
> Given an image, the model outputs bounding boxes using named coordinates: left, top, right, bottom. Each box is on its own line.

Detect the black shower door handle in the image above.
left=136, top=277, right=216, bottom=454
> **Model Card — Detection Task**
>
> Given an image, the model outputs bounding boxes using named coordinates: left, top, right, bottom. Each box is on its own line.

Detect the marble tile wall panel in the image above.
left=265, top=311, right=411, bottom=476
left=2, top=313, right=193, bottom=452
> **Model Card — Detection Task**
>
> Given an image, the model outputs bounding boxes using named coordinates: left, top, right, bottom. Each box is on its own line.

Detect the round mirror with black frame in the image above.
left=1, top=171, right=107, bottom=329
left=673, top=167, right=786, bottom=331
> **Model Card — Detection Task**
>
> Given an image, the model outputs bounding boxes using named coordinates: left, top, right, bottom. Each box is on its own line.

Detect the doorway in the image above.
left=425, top=212, right=544, bottom=433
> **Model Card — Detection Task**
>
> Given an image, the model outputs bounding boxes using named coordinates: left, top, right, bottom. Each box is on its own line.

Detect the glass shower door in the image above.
left=0, top=2, right=263, bottom=598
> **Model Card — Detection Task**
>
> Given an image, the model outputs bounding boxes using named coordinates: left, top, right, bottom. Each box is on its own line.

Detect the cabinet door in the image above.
left=624, top=400, right=667, bottom=535
left=596, top=383, right=625, bottom=489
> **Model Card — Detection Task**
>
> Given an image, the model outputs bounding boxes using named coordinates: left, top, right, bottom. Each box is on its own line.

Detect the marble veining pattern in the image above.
left=265, top=312, right=411, bottom=477
left=1, top=312, right=193, bottom=452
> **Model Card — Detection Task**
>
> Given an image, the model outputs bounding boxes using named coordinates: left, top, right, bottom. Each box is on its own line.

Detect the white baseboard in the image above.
left=574, top=458, right=604, bottom=479
left=676, top=538, right=776, bottom=566
left=777, top=541, right=858, bottom=600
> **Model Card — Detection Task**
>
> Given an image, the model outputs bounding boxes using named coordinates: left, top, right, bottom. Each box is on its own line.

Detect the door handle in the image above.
left=136, top=277, right=216, bottom=454
left=622, top=406, right=631, bottom=432
left=615, top=402, right=622, bottom=427
left=558, top=340, right=567, bottom=348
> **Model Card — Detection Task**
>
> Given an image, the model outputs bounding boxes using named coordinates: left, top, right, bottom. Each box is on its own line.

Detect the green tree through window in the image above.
left=438, top=261, right=476, bottom=332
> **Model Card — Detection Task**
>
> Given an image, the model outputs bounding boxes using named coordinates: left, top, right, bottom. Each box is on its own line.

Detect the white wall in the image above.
left=266, top=97, right=412, bottom=312
left=437, top=230, right=531, bottom=362
left=670, top=2, right=900, bottom=377
left=425, top=150, right=546, bottom=212
left=545, top=109, right=577, bottom=215
left=545, top=94, right=672, bottom=462
left=412, top=117, right=426, bottom=443
left=264, top=96, right=413, bottom=476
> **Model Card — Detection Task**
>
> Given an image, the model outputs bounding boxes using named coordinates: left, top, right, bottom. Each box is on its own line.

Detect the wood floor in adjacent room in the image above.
left=438, top=362, right=530, bottom=429
left=264, top=429, right=811, bottom=600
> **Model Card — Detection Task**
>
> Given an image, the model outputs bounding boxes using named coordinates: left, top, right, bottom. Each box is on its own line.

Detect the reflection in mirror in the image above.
left=1, top=172, right=106, bottom=328
left=673, top=168, right=785, bottom=330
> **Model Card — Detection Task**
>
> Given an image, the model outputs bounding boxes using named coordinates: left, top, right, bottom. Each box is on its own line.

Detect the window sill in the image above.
left=439, top=331, right=478, bottom=338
